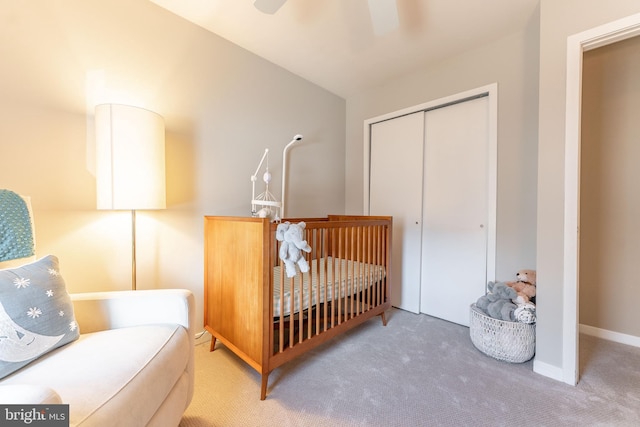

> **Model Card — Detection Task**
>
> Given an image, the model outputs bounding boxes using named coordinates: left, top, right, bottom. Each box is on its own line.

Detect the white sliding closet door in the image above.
left=369, top=112, right=424, bottom=313
left=420, top=97, right=489, bottom=326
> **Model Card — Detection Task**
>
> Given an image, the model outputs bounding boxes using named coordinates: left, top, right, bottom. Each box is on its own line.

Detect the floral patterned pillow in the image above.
left=0, top=255, right=79, bottom=379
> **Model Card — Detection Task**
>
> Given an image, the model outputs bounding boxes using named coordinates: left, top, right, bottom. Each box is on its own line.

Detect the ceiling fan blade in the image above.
left=367, top=0, right=399, bottom=36
left=254, top=0, right=287, bottom=15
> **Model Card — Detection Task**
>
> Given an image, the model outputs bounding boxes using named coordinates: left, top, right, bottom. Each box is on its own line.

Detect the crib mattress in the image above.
left=272, top=256, right=386, bottom=317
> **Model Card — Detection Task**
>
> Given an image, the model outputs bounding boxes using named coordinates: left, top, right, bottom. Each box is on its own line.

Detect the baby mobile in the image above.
left=250, top=148, right=281, bottom=220
left=250, top=134, right=303, bottom=221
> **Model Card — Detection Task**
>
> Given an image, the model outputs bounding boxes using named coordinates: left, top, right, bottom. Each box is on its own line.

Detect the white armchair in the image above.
left=1, top=289, right=195, bottom=426
left=0, top=191, right=195, bottom=426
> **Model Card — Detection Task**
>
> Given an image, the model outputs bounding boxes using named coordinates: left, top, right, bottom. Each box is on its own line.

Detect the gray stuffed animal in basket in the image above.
left=476, top=281, right=517, bottom=321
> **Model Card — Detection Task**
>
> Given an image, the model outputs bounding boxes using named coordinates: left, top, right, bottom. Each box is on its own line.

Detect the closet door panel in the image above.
left=369, top=112, right=424, bottom=313
left=420, top=97, right=489, bottom=326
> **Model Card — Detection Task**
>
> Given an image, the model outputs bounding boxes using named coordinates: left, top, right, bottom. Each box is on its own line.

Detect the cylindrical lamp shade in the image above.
left=96, top=104, right=166, bottom=210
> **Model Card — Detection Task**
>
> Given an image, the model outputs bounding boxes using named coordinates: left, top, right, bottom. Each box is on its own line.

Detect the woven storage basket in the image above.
left=469, top=304, right=535, bottom=363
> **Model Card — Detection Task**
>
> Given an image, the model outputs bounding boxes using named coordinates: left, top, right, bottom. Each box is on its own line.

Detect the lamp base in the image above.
left=131, top=209, right=137, bottom=291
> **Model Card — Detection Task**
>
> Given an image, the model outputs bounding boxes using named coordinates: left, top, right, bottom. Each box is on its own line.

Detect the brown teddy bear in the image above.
left=506, top=269, right=536, bottom=305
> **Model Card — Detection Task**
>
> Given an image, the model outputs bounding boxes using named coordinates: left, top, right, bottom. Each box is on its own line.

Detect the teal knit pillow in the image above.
left=0, top=255, right=79, bottom=379
left=0, top=189, right=35, bottom=263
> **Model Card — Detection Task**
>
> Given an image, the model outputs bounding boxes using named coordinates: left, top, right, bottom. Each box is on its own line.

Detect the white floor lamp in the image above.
left=95, top=104, right=166, bottom=290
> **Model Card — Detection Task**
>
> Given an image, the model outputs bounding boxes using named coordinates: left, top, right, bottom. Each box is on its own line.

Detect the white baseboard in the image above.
left=531, top=326, right=640, bottom=386
left=533, top=359, right=565, bottom=382
left=579, top=324, right=640, bottom=348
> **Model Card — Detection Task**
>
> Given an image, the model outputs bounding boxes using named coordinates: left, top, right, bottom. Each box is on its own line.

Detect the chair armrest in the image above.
left=70, top=289, right=195, bottom=340
left=71, top=289, right=196, bottom=405
left=0, top=385, right=62, bottom=404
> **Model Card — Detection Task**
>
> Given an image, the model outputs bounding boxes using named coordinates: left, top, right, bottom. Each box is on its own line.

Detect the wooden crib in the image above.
left=204, top=215, right=392, bottom=399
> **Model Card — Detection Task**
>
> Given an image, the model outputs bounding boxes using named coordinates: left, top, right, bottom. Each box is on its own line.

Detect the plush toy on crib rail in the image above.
left=276, top=221, right=312, bottom=278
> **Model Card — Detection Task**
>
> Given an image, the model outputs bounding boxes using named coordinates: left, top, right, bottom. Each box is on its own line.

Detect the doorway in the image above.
left=563, top=13, right=640, bottom=385
left=579, top=36, right=640, bottom=343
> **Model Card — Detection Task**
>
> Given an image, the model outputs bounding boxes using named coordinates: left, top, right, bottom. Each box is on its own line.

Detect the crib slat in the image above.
left=358, top=228, right=362, bottom=312
left=347, top=226, right=352, bottom=316
left=380, top=225, right=385, bottom=305
left=378, top=225, right=383, bottom=306
left=322, top=230, right=328, bottom=332
left=307, top=228, right=314, bottom=340
left=365, top=225, right=370, bottom=311
left=331, top=228, right=336, bottom=328
left=289, top=275, right=295, bottom=347
left=279, top=259, right=285, bottom=353
left=318, top=227, right=321, bottom=333
left=364, top=225, right=369, bottom=311
left=349, top=226, right=355, bottom=320
left=337, top=227, right=342, bottom=325
left=299, top=261, right=305, bottom=342
left=373, top=225, right=379, bottom=307
left=380, top=225, right=384, bottom=304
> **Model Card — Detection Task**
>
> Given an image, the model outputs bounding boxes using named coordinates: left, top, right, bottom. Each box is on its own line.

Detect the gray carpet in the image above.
left=180, top=308, right=640, bottom=426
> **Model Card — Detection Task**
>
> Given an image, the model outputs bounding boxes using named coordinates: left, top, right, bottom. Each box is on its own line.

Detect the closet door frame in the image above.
left=363, top=83, right=498, bottom=294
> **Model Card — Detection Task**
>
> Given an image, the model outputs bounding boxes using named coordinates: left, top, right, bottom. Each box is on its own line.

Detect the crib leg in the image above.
left=379, top=311, right=387, bottom=326
left=260, top=374, right=269, bottom=400
left=209, top=336, right=217, bottom=352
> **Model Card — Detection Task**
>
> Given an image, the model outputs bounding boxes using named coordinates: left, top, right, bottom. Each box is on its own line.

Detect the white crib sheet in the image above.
left=272, top=256, right=386, bottom=317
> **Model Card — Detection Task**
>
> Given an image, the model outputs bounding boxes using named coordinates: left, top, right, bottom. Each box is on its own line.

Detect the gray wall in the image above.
left=536, top=0, right=640, bottom=371
left=579, top=36, right=640, bottom=337
left=0, top=0, right=345, bottom=331
left=345, top=16, right=540, bottom=284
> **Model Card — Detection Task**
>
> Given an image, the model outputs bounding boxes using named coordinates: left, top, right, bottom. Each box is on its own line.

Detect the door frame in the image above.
left=563, top=12, right=640, bottom=386
left=363, top=83, right=498, bottom=287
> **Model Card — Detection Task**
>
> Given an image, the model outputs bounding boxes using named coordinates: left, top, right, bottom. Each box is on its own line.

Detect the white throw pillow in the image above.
left=0, top=255, right=79, bottom=379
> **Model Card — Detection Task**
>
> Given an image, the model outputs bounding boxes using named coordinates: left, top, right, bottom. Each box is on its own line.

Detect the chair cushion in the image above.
left=2, top=323, right=189, bottom=427
left=0, top=255, right=79, bottom=379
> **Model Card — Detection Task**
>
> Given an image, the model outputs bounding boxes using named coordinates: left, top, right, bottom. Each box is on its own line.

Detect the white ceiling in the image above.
left=149, top=0, right=539, bottom=98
